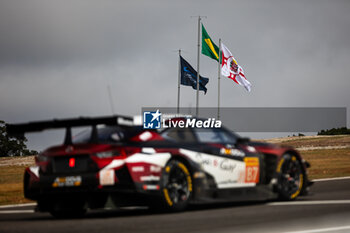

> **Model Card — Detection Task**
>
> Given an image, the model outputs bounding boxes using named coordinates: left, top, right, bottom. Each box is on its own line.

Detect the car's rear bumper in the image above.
left=24, top=166, right=161, bottom=201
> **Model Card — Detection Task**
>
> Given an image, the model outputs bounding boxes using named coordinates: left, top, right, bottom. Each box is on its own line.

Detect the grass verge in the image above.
left=0, top=165, right=33, bottom=205
left=301, top=148, right=350, bottom=180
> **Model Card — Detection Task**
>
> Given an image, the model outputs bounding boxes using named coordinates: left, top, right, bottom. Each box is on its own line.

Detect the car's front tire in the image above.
left=276, top=153, right=305, bottom=200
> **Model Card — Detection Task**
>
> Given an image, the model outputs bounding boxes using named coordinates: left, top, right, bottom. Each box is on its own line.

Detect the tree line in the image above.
left=318, top=127, right=350, bottom=135
left=0, top=120, right=38, bottom=157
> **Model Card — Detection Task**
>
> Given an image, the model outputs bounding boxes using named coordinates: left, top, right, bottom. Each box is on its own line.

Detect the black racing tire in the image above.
left=276, top=153, right=305, bottom=201
left=158, top=159, right=193, bottom=212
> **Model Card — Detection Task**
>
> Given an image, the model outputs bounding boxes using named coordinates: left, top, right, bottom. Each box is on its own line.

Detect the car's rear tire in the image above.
left=276, top=153, right=305, bottom=200
left=158, top=159, right=193, bottom=212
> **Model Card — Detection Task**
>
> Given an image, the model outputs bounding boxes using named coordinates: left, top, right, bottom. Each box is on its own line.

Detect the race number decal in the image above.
left=244, top=157, right=259, bottom=183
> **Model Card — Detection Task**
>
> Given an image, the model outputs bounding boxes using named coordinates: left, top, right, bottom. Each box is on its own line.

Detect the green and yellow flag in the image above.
left=201, top=24, right=220, bottom=62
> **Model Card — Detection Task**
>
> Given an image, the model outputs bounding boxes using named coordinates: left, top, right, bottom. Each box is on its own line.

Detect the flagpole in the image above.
left=177, top=49, right=181, bottom=114
left=196, top=16, right=201, bottom=117
left=217, top=38, right=221, bottom=120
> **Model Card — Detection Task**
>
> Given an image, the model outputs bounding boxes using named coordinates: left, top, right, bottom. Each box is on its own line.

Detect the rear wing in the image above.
left=6, top=115, right=134, bottom=145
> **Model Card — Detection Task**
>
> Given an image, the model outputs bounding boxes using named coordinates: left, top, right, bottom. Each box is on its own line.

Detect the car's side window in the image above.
left=194, top=128, right=237, bottom=144
left=161, top=128, right=197, bottom=143
left=194, top=128, right=222, bottom=143
left=219, top=129, right=238, bottom=144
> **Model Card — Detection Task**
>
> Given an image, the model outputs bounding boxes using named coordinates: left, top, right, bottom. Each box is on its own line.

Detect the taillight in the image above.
left=69, top=158, right=76, bottom=167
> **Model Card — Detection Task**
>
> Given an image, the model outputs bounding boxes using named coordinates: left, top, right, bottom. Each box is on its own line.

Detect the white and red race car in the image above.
left=7, top=115, right=311, bottom=217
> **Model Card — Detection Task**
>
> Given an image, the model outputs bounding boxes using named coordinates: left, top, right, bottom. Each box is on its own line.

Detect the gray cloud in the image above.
left=0, top=0, right=349, bottom=150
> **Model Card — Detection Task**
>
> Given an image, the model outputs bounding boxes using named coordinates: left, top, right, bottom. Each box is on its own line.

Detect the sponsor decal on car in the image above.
left=131, top=166, right=145, bottom=172
left=150, top=165, right=162, bottom=172
left=220, top=159, right=237, bottom=173
left=220, top=148, right=245, bottom=157
left=140, top=175, right=160, bottom=182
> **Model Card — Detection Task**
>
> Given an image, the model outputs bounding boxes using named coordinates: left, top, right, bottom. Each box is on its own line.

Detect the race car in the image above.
left=7, top=115, right=311, bottom=217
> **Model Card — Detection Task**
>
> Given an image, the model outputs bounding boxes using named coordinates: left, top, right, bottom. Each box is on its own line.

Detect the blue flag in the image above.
left=180, top=55, right=209, bottom=94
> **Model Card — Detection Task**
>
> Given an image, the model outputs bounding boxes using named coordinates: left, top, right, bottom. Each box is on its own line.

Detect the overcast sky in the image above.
left=0, top=0, right=349, bottom=150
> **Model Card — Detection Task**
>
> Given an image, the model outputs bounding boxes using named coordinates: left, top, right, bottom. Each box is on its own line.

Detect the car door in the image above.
left=189, top=128, right=259, bottom=189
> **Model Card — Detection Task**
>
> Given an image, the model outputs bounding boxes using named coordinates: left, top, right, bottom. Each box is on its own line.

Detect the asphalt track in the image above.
left=1, top=178, right=350, bottom=233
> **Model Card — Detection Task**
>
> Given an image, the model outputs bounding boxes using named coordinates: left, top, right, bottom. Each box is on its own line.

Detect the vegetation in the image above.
left=0, top=120, right=38, bottom=157
left=318, top=127, right=350, bottom=135
left=288, top=133, right=305, bottom=137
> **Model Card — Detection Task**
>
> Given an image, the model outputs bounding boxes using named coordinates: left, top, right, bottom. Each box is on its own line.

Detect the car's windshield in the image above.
left=161, top=128, right=197, bottom=143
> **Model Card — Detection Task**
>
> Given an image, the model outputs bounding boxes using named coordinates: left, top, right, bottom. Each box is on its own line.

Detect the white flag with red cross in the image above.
left=221, top=43, right=251, bottom=92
